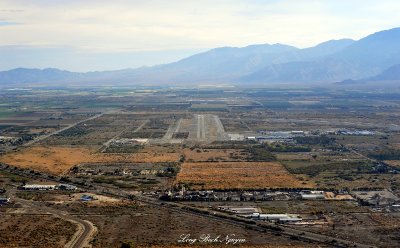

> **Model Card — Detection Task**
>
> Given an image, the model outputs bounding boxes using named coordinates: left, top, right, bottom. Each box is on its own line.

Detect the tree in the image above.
left=120, top=241, right=135, bottom=248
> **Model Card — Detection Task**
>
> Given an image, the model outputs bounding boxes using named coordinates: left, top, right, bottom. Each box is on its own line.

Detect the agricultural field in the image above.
left=0, top=146, right=96, bottom=175
left=176, top=162, right=314, bottom=190
left=0, top=145, right=181, bottom=175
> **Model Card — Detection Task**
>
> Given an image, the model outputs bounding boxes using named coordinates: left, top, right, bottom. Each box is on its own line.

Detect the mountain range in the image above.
left=1, top=27, right=400, bottom=86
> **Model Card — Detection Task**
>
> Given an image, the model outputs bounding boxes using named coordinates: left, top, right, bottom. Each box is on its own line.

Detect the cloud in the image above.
left=0, top=20, right=20, bottom=26
left=1, top=0, right=400, bottom=49
left=0, top=44, right=206, bottom=72
left=0, top=0, right=399, bottom=70
left=0, top=9, right=23, bottom=12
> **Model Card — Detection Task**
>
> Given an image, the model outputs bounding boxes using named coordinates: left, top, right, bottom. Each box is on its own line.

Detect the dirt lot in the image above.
left=71, top=193, right=122, bottom=205
left=176, top=162, right=314, bottom=190
left=0, top=214, right=76, bottom=248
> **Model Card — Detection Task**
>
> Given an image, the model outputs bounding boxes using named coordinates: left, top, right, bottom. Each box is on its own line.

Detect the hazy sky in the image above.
left=1, top=0, right=399, bottom=71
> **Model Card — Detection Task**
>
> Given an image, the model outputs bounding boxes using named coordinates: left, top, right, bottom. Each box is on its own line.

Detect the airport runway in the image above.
left=197, top=114, right=206, bottom=140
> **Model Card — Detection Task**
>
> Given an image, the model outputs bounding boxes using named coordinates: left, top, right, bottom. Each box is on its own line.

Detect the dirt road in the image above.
left=23, top=113, right=104, bottom=147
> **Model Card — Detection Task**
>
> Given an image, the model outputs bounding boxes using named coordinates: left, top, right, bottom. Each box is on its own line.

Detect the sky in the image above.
left=0, top=0, right=399, bottom=71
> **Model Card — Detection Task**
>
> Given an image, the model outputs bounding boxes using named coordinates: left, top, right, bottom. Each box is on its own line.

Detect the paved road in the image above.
left=213, top=115, right=229, bottom=141
left=9, top=190, right=96, bottom=248
left=23, top=113, right=104, bottom=147
left=67, top=219, right=96, bottom=248
left=349, top=148, right=378, bottom=163
left=133, top=119, right=150, bottom=133
left=197, top=114, right=206, bottom=140
left=163, top=118, right=182, bottom=141
left=98, top=119, right=150, bottom=153
left=237, top=117, right=252, bottom=131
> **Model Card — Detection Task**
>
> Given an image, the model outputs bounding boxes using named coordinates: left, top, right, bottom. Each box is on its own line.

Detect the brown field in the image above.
left=99, top=152, right=181, bottom=163
left=0, top=146, right=181, bottom=175
left=0, top=146, right=96, bottom=175
left=176, top=162, right=314, bottom=190
left=385, top=160, right=400, bottom=168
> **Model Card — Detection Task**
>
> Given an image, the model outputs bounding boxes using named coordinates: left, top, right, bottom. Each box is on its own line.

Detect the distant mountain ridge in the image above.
left=242, top=28, right=400, bottom=83
left=0, top=68, right=79, bottom=84
left=1, top=27, right=400, bottom=86
left=365, top=64, right=400, bottom=81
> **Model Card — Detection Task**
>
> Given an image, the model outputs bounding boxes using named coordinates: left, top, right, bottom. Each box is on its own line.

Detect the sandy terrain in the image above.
left=176, top=162, right=314, bottom=190
left=0, top=214, right=76, bottom=248
left=324, top=192, right=354, bottom=200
